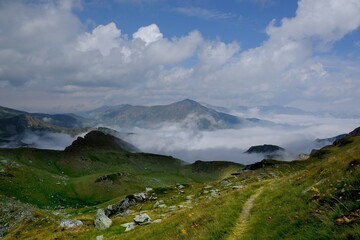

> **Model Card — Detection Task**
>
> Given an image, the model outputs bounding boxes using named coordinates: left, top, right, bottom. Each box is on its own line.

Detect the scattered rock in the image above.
left=204, top=185, right=212, bottom=189
left=153, top=219, right=162, bottom=223
left=145, top=188, right=153, bottom=192
left=232, top=185, right=243, bottom=190
left=121, top=222, right=136, bottom=232
left=134, top=213, right=151, bottom=225
left=96, top=235, right=104, bottom=240
left=94, top=209, right=112, bottom=230
left=168, top=206, right=177, bottom=211
left=59, top=219, right=83, bottom=228
left=177, top=184, right=185, bottom=189
left=209, top=189, right=220, bottom=198
left=221, top=180, right=231, bottom=185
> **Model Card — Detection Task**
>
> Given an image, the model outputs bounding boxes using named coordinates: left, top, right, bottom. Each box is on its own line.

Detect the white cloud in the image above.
left=0, top=0, right=360, bottom=115
left=267, top=0, right=360, bottom=46
left=77, top=22, right=121, bottom=56
left=133, top=24, right=163, bottom=46
left=122, top=113, right=360, bottom=163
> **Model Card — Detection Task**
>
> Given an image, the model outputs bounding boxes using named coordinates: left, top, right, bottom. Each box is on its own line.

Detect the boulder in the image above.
left=134, top=213, right=151, bottom=225
left=94, top=209, right=112, bottom=230
left=105, top=192, right=147, bottom=217
left=121, top=222, right=136, bottom=232
left=59, top=219, right=83, bottom=228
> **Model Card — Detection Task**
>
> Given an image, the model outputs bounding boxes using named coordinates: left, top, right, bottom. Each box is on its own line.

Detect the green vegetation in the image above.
left=0, top=132, right=359, bottom=239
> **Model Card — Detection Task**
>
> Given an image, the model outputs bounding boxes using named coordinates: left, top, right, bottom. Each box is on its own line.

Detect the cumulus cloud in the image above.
left=133, top=24, right=163, bottom=46
left=77, top=22, right=121, bottom=56
left=0, top=0, right=360, bottom=115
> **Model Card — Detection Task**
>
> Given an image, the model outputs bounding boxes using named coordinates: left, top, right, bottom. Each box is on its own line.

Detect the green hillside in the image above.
left=0, top=130, right=359, bottom=239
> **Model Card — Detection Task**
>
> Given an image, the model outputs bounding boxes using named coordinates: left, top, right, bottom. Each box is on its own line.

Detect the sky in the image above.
left=0, top=0, right=360, bottom=114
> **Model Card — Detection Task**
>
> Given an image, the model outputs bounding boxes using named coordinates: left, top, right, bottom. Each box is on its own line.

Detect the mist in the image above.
left=119, top=113, right=359, bottom=164
left=1, top=130, right=76, bottom=151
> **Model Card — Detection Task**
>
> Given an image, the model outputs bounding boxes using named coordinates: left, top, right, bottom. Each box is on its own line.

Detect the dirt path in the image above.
left=228, top=187, right=264, bottom=240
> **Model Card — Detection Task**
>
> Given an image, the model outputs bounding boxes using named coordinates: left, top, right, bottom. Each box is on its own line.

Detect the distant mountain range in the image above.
left=0, top=99, right=270, bottom=148
left=83, top=99, right=264, bottom=130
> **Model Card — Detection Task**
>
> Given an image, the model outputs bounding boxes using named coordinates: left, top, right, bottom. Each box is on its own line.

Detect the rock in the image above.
left=145, top=187, right=153, bottom=192
left=119, top=209, right=135, bottom=217
left=105, top=192, right=147, bottom=217
left=209, top=189, right=220, bottom=198
left=177, top=184, right=185, bottom=189
left=59, top=219, right=83, bottom=228
left=232, top=185, right=243, bottom=190
left=204, top=185, right=212, bottom=189
left=133, top=192, right=147, bottom=201
left=121, top=222, right=136, bottom=232
left=168, top=206, right=177, bottom=211
left=158, top=204, right=167, bottom=208
left=153, top=219, right=162, bottom=223
left=186, top=195, right=193, bottom=200
left=221, top=180, right=231, bottom=185
left=94, top=209, right=112, bottom=230
left=134, top=213, right=151, bottom=225
left=96, top=235, right=104, bottom=240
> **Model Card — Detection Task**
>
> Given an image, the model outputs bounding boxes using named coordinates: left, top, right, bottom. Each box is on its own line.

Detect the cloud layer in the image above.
left=0, top=0, right=360, bottom=114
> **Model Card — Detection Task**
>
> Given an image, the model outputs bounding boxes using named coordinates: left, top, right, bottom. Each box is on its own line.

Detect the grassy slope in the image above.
left=240, top=136, right=360, bottom=240
left=1, top=135, right=359, bottom=239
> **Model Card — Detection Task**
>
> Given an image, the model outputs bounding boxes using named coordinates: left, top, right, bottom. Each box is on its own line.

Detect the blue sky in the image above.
left=76, top=1, right=298, bottom=50
left=0, top=0, right=360, bottom=114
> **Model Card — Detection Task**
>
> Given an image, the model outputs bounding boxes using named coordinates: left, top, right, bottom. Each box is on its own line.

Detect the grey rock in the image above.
left=59, top=219, right=83, bottom=228
left=134, top=213, right=151, bottom=225
left=96, top=235, right=104, bottom=240
left=168, top=206, right=177, bottom=211
left=121, top=222, right=136, bottom=232
left=232, top=185, right=243, bottom=190
left=105, top=192, right=147, bottom=217
left=94, top=209, right=112, bottom=230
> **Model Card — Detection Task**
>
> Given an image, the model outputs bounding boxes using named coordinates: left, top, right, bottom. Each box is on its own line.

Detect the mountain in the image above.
left=85, top=99, right=252, bottom=130
left=65, top=130, right=138, bottom=153
left=0, top=105, right=85, bottom=129
left=0, top=106, right=27, bottom=119
left=245, top=144, right=285, bottom=154
left=236, top=105, right=312, bottom=115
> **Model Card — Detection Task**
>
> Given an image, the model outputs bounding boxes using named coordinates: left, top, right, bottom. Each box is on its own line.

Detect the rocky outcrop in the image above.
left=94, top=209, right=112, bottom=230
left=59, top=219, right=83, bottom=228
left=104, top=193, right=147, bottom=217
left=134, top=213, right=152, bottom=225
left=94, top=172, right=128, bottom=183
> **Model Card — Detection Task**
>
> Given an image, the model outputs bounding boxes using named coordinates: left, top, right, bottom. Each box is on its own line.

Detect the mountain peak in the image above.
left=64, top=130, right=137, bottom=153
left=172, top=99, right=201, bottom=106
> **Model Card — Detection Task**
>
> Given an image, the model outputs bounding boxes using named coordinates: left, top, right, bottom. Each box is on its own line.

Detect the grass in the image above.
left=239, top=136, right=360, bottom=240
left=1, top=135, right=360, bottom=239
